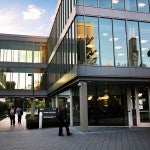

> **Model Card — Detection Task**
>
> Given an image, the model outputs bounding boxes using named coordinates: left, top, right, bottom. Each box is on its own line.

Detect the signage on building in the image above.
left=39, top=108, right=57, bottom=118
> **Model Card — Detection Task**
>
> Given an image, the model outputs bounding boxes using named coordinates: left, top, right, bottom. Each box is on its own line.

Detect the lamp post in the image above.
left=28, top=73, right=34, bottom=117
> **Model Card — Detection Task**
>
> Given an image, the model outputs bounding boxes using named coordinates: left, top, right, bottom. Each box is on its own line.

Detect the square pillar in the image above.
left=79, top=81, right=88, bottom=132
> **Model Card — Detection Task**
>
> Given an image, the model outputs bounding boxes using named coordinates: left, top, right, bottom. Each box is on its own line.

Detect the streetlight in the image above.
left=28, top=73, right=34, bottom=117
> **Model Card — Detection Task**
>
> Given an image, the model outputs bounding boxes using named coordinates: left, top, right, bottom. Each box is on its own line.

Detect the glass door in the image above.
left=138, top=87, right=150, bottom=123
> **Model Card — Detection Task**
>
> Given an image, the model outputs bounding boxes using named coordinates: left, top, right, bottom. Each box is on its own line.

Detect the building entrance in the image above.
left=129, top=86, right=150, bottom=127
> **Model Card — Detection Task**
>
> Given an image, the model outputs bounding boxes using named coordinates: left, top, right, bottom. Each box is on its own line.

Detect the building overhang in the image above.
left=48, top=65, right=150, bottom=96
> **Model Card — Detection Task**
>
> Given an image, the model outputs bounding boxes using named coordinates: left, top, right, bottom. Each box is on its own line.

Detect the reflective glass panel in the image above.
left=112, top=0, right=124, bottom=10
left=19, top=50, right=26, bottom=62
left=113, top=19, right=127, bottom=67
left=140, top=22, right=150, bottom=67
left=84, top=0, right=98, bottom=6
left=137, top=0, right=149, bottom=13
left=27, top=50, right=32, bottom=62
left=76, top=0, right=83, bottom=5
left=99, top=18, right=114, bottom=66
left=125, top=0, right=137, bottom=11
left=99, top=0, right=111, bottom=8
left=76, top=16, right=85, bottom=64
left=85, top=17, right=99, bottom=65
left=12, top=50, right=19, bottom=62
left=127, top=21, right=141, bottom=67
left=137, top=87, right=150, bottom=122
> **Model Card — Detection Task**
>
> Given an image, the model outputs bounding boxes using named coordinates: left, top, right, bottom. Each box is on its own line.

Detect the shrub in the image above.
left=26, top=114, right=59, bottom=129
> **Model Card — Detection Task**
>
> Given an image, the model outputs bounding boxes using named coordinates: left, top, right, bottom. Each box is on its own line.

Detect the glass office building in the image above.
left=0, top=34, right=47, bottom=102
left=47, top=0, right=150, bottom=130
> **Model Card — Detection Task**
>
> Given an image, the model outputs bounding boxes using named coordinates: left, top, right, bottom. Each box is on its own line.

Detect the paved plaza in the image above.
left=0, top=113, right=150, bottom=150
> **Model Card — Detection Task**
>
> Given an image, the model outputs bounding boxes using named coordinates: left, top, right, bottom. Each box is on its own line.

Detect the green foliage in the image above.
left=0, top=101, right=9, bottom=120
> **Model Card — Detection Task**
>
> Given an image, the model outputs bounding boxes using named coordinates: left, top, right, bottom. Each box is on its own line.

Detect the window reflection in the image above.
left=100, top=18, right=114, bottom=66
left=125, top=0, right=137, bottom=11
left=140, top=22, right=150, bottom=67
left=84, top=0, right=98, bottom=6
left=85, top=17, right=99, bottom=65
left=76, top=16, right=85, bottom=64
left=112, top=0, right=124, bottom=10
left=0, top=67, right=44, bottom=90
left=113, top=20, right=127, bottom=67
left=76, top=0, right=83, bottom=5
left=99, top=0, right=111, bottom=8
left=137, top=0, right=149, bottom=12
left=0, top=40, right=47, bottom=63
left=127, top=21, right=141, bottom=67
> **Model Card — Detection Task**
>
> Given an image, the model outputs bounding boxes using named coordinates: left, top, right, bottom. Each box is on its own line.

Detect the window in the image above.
left=112, top=0, right=124, bottom=10
left=84, top=0, right=98, bottom=6
left=140, top=22, right=150, bottom=67
left=85, top=16, right=99, bottom=65
left=100, top=18, right=114, bottom=66
left=127, top=21, right=141, bottom=67
left=125, top=0, right=137, bottom=11
left=137, top=0, right=149, bottom=13
left=113, top=19, right=127, bottom=67
left=99, top=0, right=111, bottom=8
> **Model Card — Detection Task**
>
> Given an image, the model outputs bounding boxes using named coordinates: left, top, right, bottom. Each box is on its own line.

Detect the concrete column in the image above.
left=56, top=95, right=59, bottom=108
left=69, top=89, right=73, bottom=127
left=52, top=97, right=55, bottom=108
left=127, top=88, right=133, bottom=128
left=79, top=81, right=88, bottom=132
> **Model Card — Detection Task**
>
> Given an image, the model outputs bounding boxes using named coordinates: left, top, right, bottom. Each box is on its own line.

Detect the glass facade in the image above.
left=0, top=40, right=47, bottom=63
left=0, top=39, right=47, bottom=90
left=87, top=83, right=128, bottom=126
left=48, top=14, right=150, bottom=86
left=76, top=0, right=150, bottom=13
left=0, top=68, right=45, bottom=90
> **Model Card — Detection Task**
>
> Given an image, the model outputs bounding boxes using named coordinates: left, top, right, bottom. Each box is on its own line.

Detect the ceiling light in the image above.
left=88, top=95, right=93, bottom=101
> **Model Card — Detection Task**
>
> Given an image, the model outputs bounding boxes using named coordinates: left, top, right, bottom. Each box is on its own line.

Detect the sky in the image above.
left=0, top=0, right=59, bottom=36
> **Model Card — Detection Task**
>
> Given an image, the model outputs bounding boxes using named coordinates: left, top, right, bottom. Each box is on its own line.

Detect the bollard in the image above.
left=128, top=111, right=132, bottom=129
left=39, top=112, right=43, bottom=129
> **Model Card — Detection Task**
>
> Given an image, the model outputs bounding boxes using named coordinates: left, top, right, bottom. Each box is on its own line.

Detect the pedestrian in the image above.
left=16, top=107, right=23, bottom=124
left=8, top=105, right=16, bottom=127
left=57, top=103, right=72, bottom=136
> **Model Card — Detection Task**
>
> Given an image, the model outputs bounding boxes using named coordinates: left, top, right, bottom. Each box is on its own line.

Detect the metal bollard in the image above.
left=128, top=111, right=132, bottom=129
left=39, top=112, right=43, bottom=129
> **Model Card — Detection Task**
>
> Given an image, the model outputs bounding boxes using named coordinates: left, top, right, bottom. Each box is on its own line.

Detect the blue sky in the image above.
left=0, top=0, right=59, bottom=36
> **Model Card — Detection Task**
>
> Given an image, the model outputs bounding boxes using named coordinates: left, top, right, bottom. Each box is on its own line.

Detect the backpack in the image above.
left=10, top=108, right=15, bottom=116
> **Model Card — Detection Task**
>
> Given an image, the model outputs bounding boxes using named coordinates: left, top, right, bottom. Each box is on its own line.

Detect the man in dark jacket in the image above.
left=58, top=103, right=72, bottom=136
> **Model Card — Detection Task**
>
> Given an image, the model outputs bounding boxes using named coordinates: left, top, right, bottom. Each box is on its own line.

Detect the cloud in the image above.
left=22, top=4, right=45, bottom=20
left=0, top=12, right=15, bottom=25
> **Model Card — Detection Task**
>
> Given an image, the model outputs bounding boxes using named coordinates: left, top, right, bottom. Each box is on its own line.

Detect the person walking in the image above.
left=57, top=103, right=72, bottom=136
left=8, top=105, right=16, bottom=127
left=16, top=107, right=23, bottom=124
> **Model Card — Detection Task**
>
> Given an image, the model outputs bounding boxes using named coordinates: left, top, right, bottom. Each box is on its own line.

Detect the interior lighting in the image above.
left=138, top=93, right=142, bottom=98
left=88, top=95, right=93, bottom=101
left=97, top=94, right=109, bottom=101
